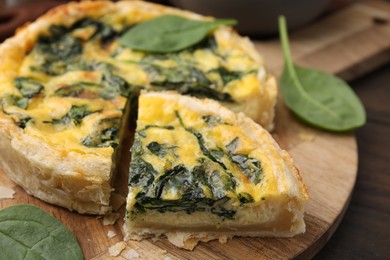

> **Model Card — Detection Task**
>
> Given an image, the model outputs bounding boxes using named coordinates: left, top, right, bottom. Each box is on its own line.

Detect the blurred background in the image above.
left=0, top=0, right=355, bottom=40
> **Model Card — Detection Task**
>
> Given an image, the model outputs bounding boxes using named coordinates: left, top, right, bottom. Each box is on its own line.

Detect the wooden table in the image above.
left=0, top=1, right=389, bottom=259
left=313, top=62, right=390, bottom=259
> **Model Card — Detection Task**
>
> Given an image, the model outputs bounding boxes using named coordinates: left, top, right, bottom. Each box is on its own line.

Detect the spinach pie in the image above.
left=0, top=1, right=276, bottom=214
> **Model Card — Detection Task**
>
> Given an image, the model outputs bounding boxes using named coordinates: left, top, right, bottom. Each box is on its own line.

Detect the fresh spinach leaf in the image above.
left=14, top=77, right=43, bottom=98
left=0, top=204, right=83, bottom=260
left=120, top=15, right=236, bottom=53
left=279, top=16, right=366, bottom=131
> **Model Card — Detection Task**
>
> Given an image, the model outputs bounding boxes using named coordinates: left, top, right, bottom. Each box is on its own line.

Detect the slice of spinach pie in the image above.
left=124, top=91, right=308, bottom=250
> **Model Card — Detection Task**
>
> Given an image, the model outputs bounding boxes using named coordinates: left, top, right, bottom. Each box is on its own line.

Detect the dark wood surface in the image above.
left=0, top=1, right=389, bottom=259
left=314, top=63, right=390, bottom=259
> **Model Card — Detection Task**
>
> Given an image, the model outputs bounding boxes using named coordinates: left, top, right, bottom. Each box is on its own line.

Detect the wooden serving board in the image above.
left=2, top=1, right=390, bottom=259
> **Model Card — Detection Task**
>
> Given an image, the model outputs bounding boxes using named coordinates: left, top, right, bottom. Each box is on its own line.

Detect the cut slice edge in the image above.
left=124, top=91, right=308, bottom=249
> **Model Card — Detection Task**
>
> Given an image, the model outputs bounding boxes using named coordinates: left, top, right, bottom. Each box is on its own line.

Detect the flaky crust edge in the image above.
left=0, top=1, right=119, bottom=214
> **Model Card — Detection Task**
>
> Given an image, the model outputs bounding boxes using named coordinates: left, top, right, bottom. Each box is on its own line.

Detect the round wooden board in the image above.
left=0, top=97, right=358, bottom=259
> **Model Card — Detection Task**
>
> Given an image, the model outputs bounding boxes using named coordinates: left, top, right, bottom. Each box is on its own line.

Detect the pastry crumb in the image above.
left=109, top=241, right=127, bottom=257
left=156, top=248, right=167, bottom=254
left=124, top=249, right=139, bottom=259
left=0, top=186, right=15, bottom=199
left=218, top=236, right=228, bottom=244
left=107, top=230, right=116, bottom=238
left=103, top=212, right=120, bottom=225
left=299, top=132, right=315, bottom=142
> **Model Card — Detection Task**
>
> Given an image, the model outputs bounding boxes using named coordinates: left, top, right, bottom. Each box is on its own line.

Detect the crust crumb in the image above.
left=156, top=248, right=167, bottom=255
left=107, top=230, right=117, bottom=238
left=124, top=249, right=140, bottom=259
left=218, top=236, right=228, bottom=244
left=299, top=132, right=315, bottom=142
left=103, top=212, right=120, bottom=225
left=0, top=186, right=15, bottom=199
left=109, top=241, right=127, bottom=257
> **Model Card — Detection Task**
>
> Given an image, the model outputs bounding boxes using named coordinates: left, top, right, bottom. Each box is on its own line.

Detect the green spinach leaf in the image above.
left=101, top=72, right=131, bottom=98
left=279, top=16, right=366, bottom=131
left=120, top=15, right=236, bottom=53
left=145, top=64, right=234, bottom=102
left=230, top=154, right=262, bottom=184
left=175, top=111, right=227, bottom=170
left=137, top=125, right=175, bottom=138
left=16, top=116, right=32, bottom=129
left=225, top=137, right=239, bottom=153
left=34, top=26, right=82, bottom=75
left=202, top=115, right=221, bottom=126
left=46, top=105, right=98, bottom=125
left=54, top=83, right=103, bottom=99
left=237, top=192, right=254, bottom=204
left=71, top=18, right=117, bottom=44
left=0, top=204, right=83, bottom=260
left=146, top=141, right=177, bottom=158
left=225, top=137, right=263, bottom=184
left=14, top=77, right=44, bottom=98
left=133, top=165, right=236, bottom=220
left=82, top=117, right=120, bottom=148
left=133, top=193, right=235, bottom=220
left=209, top=67, right=245, bottom=85
left=1, top=94, right=29, bottom=109
left=129, top=157, right=157, bottom=189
